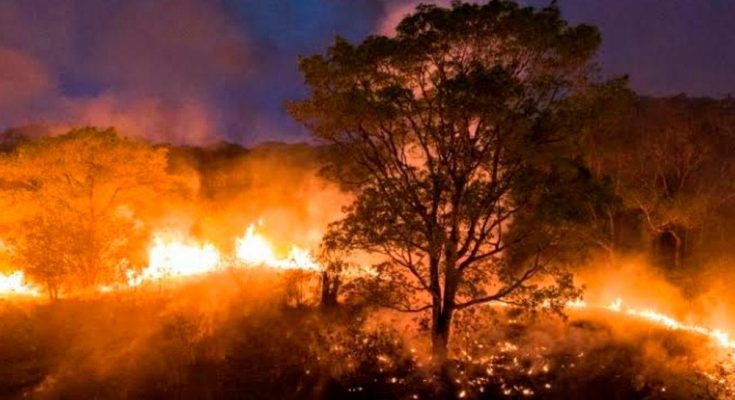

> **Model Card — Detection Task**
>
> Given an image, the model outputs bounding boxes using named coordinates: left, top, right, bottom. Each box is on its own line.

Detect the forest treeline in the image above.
left=1, top=94, right=734, bottom=301
left=2, top=84, right=735, bottom=400
left=583, top=95, right=735, bottom=277
left=1, top=2, right=735, bottom=397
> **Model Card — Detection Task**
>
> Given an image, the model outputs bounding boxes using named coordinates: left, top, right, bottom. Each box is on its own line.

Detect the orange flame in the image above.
left=234, top=223, right=319, bottom=270
left=0, top=270, right=39, bottom=297
left=568, top=298, right=735, bottom=350
left=127, top=234, right=222, bottom=286
left=127, top=221, right=320, bottom=287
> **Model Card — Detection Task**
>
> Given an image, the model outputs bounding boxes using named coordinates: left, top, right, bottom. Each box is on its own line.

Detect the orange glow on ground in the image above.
left=567, top=298, right=735, bottom=350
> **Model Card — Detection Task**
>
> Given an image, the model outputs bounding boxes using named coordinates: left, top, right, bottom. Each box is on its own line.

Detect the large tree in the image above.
left=290, top=1, right=611, bottom=359
left=0, top=127, right=172, bottom=297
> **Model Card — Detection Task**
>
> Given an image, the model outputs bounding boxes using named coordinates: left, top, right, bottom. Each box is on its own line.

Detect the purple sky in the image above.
left=0, top=0, right=732, bottom=144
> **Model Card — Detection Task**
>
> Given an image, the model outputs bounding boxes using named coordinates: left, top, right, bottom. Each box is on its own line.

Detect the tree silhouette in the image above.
left=291, top=1, right=611, bottom=360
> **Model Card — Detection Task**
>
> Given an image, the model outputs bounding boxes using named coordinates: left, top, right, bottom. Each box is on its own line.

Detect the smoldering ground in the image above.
left=1, top=267, right=733, bottom=400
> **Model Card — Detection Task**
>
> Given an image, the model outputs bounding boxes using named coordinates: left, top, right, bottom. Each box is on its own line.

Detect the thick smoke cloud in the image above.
left=0, top=0, right=384, bottom=144
left=0, top=0, right=249, bottom=144
left=1, top=0, right=734, bottom=144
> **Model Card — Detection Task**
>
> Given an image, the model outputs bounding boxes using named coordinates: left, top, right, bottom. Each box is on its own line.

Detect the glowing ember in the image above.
left=127, top=235, right=222, bottom=286
left=235, top=223, right=319, bottom=270
left=0, top=270, right=39, bottom=296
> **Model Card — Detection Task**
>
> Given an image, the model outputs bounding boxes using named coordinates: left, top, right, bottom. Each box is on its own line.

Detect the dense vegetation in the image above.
left=1, top=94, right=735, bottom=399
left=0, top=271, right=731, bottom=399
left=2, top=1, right=735, bottom=399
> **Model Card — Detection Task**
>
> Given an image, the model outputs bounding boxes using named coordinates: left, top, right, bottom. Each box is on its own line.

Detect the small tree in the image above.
left=13, top=214, right=70, bottom=299
left=0, top=127, right=172, bottom=295
left=290, top=1, right=609, bottom=360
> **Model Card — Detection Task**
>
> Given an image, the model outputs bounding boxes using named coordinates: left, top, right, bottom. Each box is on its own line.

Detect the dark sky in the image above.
left=0, top=0, right=733, bottom=145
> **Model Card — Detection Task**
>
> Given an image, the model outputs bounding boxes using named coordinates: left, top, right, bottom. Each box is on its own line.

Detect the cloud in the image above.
left=1, top=0, right=733, bottom=144
left=65, top=93, right=216, bottom=145
left=0, top=47, right=54, bottom=112
left=0, top=0, right=250, bottom=144
left=87, top=0, right=250, bottom=99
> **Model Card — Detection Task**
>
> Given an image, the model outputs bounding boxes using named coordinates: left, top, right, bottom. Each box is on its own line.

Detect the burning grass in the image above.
left=0, top=270, right=732, bottom=399
left=0, top=132, right=734, bottom=398
left=2, top=227, right=735, bottom=399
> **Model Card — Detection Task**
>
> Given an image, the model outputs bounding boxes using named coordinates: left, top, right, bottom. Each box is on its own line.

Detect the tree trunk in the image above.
left=320, top=271, right=340, bottom=309
left=432, top=271, right=458, bottom=364
left=669, top=229, right=683, bottom=269
left=47, top=281, right=59, bottom=301
left=431, top=302, right=455, bottom=397
left=431, top=307, right=453, bottom=363
left=428, top=255, right=443, bottom=357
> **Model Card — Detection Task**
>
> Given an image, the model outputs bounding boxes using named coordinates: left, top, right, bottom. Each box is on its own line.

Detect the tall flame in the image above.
left=127, top=235, right=222, bottom=286
left=127, top=222, right=319, bottom=287
left=0, top=270, right=39, bottom=297
left=235, top=223, right=319, bottom=270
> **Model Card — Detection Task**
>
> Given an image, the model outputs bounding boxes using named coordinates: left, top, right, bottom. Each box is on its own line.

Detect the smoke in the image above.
left=67, top=94, right=217, bottom=145
left=0, top=0, right=395, bottom=145
left=0, top=47, right=53, bottom=112
left=87, top=0, right=249, bottom=97
left=0, top=0, right=250, bottom=145
left=573, top=253, right=735, bottom=346
left=145, top=143, right=351, bottom=259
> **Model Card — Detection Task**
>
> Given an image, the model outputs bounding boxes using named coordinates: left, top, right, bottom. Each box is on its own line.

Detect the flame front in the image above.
left=127, top=222, right=319, bottom=287
left=5, top=221, right=734, bottom=356
left=235, top=223, right=319, bottom=270
left=128, top=235, right=222, bottom=286
left=568, top=298, right=735, bottom=350
left=616, top=300, right=735, bottom=349
left=0, top=270, right=39, bottom=297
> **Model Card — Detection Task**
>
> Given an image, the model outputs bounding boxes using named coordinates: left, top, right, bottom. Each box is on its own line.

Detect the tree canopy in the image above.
left=290, top=1, right=616, bottom=358
left=0, top=127, right=173, bottom=297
